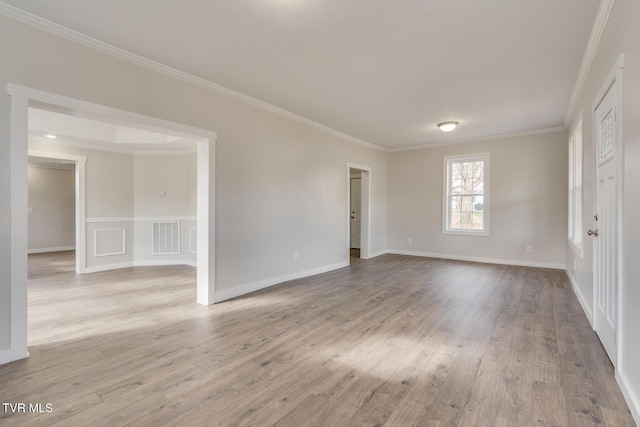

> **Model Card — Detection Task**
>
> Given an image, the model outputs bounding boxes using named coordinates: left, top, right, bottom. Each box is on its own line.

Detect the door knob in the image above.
left=588, top=229, right=599, bottom=237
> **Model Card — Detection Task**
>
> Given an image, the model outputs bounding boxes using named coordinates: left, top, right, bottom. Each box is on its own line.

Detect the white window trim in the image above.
left=568, top=115, right=584, bottom=258
left=442, top=152, right=490, bottom=236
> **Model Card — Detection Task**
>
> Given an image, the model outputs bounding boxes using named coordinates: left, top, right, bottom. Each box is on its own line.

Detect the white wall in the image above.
left=27, top=142, right=198, bottom=270
left=28, top=140, right=136, bottom=270
left=133, top=154, right=193, bottom=217
left=133, top=154, right=196, bottom=266
left=0, top=15, right=387, bottom=359
left=27, top=165, right=75, bottom=252
left=388, top=131, right=568, bottom=268
left=565, top=0, right=640, bottom=422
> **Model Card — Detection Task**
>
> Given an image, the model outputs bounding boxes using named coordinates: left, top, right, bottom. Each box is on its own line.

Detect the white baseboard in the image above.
left=566, top=268, right=593, bottom=326
left=83, top=259, right=196, bottom=273
left=84, top=262, right=134, bottom=273
left=386, top=249, right=565, bottom=270
left=133, top=260, right=196, bottom=268
left=28, top=246, right=75, bottom=254
left=215, top=261, right=349, bottom=302
left=616, top=370, right=640, bottom=426
left=366, top=249, right=388, bottom=259
left=0, top=349, right=11, bottom=366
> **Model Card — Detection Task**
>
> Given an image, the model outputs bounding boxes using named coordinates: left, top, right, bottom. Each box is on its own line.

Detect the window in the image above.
left=568, top=117, right=583, bottom=255
left=443, top=153, right=490, bottom=235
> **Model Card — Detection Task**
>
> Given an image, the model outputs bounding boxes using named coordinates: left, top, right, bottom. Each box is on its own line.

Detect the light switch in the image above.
left=157, top=190, right=166, bottom=196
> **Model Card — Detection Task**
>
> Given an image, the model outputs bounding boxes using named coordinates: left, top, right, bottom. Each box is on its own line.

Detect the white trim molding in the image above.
left=28, top=246, right=75, bottom=254
left=616, top=370, right=640, bottom=427
left=387, top=249, right=565, bottom=270
left=28, top=149, right=87, bottom=274
left=83, top=262, right=134, bottom=274
left=0, top=3, right=383, bottom=152
left=94, top=228, right=126, bottom=257
left=8, top=84, right=216, bottom=367
left=0, top=349, right=12, bottom=366
left=83, top=259, right=197, bottom=274
left=367, top=249, right=388, bottom=259
left=565, top=0, right=617, bottom=127
left=30, top=136, right=199, bottom=156
left=566, top=268, right=593, bottom=326
left=214, top=261, right=349, bottom=303
left=86, top=216, right=196, bottom=223
left=442, top=152, right=490, bottom=237
left=189, top=227, right=197, bottom=254
left=346, top=163, right=372, bottom=261
left=9, top=94, right=29, bottom=363
left=390, top=126, right=565, bottom=152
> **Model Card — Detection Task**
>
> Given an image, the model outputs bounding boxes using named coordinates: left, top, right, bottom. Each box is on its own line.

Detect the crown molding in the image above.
left=30, top=137, right=134, bottom=155
left=564, top=0, right=616, bottom=127
left=30, top=136, right=195, bottom=156
left=133, top=148, right=197, bottom=156
left=27, top=162, right=75, bottom=171
left=0, top=2, right=385, bottom=152
left=389, top=126, right=566, bottom=152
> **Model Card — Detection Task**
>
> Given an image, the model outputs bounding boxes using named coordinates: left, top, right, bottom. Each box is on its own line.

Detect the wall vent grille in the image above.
left=152, top=221, right=180, bottom=255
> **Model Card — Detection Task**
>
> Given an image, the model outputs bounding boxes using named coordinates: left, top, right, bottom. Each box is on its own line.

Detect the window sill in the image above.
left=443, top=229, right=489, bottom=237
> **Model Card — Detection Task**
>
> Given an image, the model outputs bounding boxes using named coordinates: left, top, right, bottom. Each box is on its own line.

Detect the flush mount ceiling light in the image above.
left=437, top=121, right=459, bottom=132
left=44, top=134, right=57, bottom=139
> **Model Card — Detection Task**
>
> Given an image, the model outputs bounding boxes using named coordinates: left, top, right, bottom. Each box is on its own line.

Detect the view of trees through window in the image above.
left=449, top=160, right=484, bottom=230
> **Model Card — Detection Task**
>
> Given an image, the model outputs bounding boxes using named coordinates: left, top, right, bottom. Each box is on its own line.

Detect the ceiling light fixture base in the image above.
left=437, top=121, right=459, bottom=132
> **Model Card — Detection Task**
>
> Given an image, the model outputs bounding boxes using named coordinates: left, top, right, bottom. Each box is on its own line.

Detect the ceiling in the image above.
left=3, top=1, right=600, bottom=149
left=29, top=108, right=197, bottom=154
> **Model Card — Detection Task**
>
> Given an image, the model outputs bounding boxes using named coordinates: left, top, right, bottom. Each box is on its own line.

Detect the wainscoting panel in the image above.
left=94, top=228, right=126, bottom=257
left=86, top=221, right=134, bottom=270
left=189, top=227, right=197, bottom=254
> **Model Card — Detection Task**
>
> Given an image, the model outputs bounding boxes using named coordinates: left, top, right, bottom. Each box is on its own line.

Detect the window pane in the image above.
left=473, top=196, right=484, bottom=212
left=444, top=154, right=489, bottom=234
left=451, top=178, right=463, bottom=194
left=450, top=195, right=480, bottom=229
left=568, top=117, right=583, bottom=252
left=451, top=163, right=463, bottom=180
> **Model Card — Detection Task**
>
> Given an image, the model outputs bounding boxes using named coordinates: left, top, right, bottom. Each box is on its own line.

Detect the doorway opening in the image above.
left=8, top=84, right=216, bottom=363
left=27, top=151, right=86, bottom=274
left=346, top=163, right=371, bottom=264
left=27, top=155, right=78, bottom=281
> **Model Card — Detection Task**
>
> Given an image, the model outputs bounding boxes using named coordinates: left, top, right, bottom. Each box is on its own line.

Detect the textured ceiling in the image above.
left=2, top=0, right=600, bottom=149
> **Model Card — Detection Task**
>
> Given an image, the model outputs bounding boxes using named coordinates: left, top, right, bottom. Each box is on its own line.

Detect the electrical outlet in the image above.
left=157, top=190, right=166, bottom=196
left=526, top=245, right=533, bottom=253
left=408, top=238, right=413, bottom=245
left=293, top=251, right=299, bottom=261
left=27, top=207, right=33, bottom=214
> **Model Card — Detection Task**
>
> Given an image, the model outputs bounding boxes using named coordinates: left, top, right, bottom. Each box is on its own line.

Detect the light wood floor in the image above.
left=0, top=251, right=634, bottom=426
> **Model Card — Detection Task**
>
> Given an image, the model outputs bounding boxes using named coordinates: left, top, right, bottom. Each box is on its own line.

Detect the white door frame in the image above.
left=349, top=175, right=362, bottom=249
left=27, top=151, right=87, bottom=274
left=346, top=163, right=371, bottom=261
left=8, top=83, right=217, bottom=363
left=591, top=54, right=624, bottom=368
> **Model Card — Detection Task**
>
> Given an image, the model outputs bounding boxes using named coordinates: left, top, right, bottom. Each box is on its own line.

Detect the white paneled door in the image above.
left=350, top=177, right=361, bottom=249
left=592, top=82, right=618, bottom=365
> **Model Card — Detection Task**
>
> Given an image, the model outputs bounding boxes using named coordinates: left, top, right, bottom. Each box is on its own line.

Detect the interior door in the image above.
left=592, top=82, right=618, bottom=365
left=350, top=177, right=361, bottom=249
